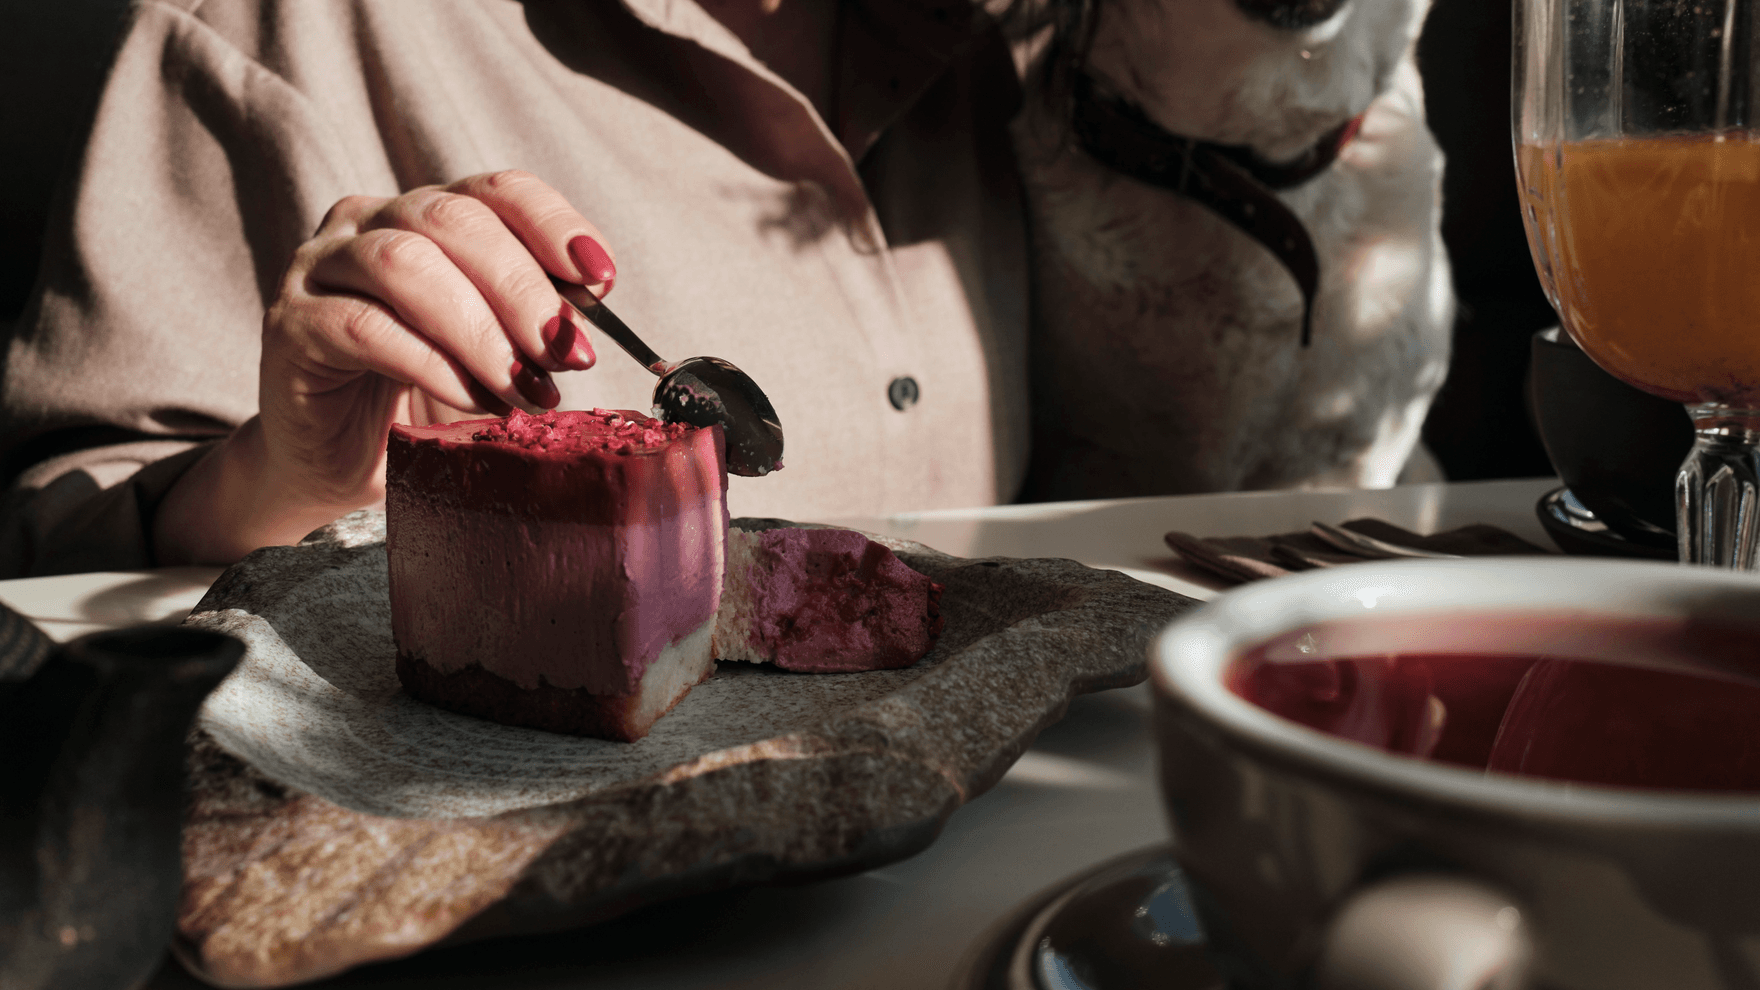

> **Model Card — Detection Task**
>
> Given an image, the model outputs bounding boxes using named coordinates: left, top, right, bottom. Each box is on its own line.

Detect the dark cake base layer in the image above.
left=396, top=652, right=706, bottom=742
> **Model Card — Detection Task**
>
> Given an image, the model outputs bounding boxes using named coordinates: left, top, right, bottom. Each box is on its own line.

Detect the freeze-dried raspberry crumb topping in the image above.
left=470, top=408, right=691, bottom=454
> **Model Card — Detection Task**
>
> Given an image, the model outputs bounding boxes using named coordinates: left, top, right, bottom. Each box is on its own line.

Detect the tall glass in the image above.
left=1515, top=0, right=1760, bottom=567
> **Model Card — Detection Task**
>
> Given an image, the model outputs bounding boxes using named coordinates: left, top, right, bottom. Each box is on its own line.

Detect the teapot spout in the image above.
left=0, top=625, right=242, bottom=990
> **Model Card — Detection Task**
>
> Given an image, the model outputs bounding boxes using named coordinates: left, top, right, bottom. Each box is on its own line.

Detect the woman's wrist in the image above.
left=152, top=417, right=359, bottom=565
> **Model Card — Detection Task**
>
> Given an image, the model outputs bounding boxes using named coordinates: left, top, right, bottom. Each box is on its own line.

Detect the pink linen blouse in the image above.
left=1, top=0, right=1030, bottom=575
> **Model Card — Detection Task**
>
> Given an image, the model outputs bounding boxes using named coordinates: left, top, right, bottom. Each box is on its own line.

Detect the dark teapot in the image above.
left=1529, top=326, right=1695, bottom=549
left=0, top=600, right=241, bottom=990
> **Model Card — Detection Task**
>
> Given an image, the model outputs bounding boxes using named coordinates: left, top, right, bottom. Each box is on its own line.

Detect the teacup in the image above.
left=1152, top=558, right=1760, bottom=990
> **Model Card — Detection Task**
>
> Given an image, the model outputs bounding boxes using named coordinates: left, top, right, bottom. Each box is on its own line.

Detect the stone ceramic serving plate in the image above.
left=175, top=511, right=1194, bottom=988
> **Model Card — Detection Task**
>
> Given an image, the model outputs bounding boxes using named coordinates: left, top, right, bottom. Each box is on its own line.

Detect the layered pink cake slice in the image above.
left=714, top=527, right=944, bottom=672
left=387, top=408, right=727, bottom=741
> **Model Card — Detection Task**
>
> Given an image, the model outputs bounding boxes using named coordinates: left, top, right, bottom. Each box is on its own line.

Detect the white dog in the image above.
left=1011, top=0, right=1453, bottom=499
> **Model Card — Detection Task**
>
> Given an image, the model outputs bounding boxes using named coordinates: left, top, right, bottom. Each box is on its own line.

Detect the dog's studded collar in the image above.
left=1069, top=72, right=1365, bottom=346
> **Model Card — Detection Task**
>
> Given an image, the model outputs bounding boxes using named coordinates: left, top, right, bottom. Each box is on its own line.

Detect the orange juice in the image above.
left=1517, top=136, right=1760, bottom=406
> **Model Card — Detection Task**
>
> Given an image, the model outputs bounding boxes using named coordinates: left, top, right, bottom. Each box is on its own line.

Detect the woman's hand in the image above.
left=154, top=170, right=617, bottom=564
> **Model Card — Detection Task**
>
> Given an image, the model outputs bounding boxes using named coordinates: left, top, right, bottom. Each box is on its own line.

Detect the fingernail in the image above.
left=512, top=358, right=560, bottom=409
left=568, top=235, right=617, bottom=285
left=466, top=378, right=513, bottom=417
left=542, top=313, right=596, bottom=370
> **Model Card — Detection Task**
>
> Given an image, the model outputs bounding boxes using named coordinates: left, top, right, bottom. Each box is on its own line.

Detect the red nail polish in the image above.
left=466, top=378, right=512, bottom=417
left=568, top=235, right=617, bottom=285
left=541, top=314, right=572, bottom=365
left=512, top=358, right=560, bottom=409
left=542, top=313, right=596, bottom=370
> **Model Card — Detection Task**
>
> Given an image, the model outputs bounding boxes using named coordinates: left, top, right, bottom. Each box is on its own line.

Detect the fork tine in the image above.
left=1309, top=521, right=1462, bottom=560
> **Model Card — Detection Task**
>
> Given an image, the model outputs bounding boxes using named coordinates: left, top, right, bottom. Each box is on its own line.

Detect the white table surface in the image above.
left=0, top=477, right=1558, bottom=989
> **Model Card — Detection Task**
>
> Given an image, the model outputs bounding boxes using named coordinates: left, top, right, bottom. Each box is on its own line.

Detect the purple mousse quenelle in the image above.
left=386, top=409, right=728, bottom=742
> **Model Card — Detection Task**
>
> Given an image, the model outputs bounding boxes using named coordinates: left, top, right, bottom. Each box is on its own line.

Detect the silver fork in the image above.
left=1309, top=521, right=1462, bottom=561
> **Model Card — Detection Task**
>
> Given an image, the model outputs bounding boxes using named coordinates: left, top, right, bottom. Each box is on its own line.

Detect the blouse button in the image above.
left=888, top=376, right=920, bottom=411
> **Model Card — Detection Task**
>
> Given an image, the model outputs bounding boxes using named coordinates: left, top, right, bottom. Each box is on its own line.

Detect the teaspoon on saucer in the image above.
left=552, top=279, right=784, bottom=477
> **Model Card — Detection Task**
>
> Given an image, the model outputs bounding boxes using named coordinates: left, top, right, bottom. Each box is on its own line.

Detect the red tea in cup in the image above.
left=1228, top=614, right=1760, bottom=791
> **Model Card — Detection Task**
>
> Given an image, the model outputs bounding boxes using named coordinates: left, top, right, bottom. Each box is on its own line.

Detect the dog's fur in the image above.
left=1012, top=0, right=1453, bottom=499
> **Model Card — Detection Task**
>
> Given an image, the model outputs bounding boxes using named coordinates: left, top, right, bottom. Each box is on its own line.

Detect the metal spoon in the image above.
left=553, top=280, right=784, bottom=477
